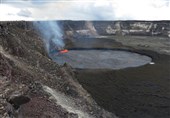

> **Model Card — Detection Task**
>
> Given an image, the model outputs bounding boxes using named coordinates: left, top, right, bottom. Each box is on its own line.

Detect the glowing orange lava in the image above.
left=60, top=49, right=69, bottom=54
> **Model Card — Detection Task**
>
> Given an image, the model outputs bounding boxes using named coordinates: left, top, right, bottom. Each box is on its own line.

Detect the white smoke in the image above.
left=85, top=21, right=98, bottom=36
left=33, top=21, right=64, bottom=54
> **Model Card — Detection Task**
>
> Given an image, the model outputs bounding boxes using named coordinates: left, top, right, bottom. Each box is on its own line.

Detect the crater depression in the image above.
left=53, top=49, right=152, bottom=69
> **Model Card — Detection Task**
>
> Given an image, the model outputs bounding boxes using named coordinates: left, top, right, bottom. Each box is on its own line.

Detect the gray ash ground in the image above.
left=76, top=50, right=170, bottom=118
left=53, top=49, right=152, bottom=69
left=65, top=36, right=170, bottom=118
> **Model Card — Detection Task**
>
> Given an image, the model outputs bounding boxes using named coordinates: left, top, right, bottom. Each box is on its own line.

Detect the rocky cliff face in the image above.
left=63, top=21, right=170, bottom=38
left=0, top=21, right=116, bottom=118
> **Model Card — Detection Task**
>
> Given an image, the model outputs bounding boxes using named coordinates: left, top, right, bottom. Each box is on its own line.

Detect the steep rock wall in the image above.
left=63, top=21, right=170, bottom=37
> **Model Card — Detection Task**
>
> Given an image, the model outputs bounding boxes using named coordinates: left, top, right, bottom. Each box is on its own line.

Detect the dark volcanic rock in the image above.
left=8, top=94, right=30, bottom=109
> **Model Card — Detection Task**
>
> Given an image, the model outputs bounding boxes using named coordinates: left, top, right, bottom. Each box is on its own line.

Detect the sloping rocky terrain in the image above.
left=0, top=21, right=116, bottom=118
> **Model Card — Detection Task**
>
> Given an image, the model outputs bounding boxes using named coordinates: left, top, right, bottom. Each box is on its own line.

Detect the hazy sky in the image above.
left=0, top=0, right=170, bottom=21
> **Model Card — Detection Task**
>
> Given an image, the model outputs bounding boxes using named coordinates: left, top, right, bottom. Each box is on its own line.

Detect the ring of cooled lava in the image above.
left=53, top=48, right=152, bottom=69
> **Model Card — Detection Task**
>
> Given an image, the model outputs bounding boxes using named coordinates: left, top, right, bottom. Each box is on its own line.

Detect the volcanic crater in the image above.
left=1, top=21, right=170, bottom=118
left=53, top=48, right=152, bottom=70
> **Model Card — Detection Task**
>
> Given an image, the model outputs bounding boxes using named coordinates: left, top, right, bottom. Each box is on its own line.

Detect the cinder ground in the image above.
left=66, top=36, right=170, bottom=118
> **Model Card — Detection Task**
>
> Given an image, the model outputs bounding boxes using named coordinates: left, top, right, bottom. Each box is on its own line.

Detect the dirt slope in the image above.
left=0, top=21, right=116, bottom=118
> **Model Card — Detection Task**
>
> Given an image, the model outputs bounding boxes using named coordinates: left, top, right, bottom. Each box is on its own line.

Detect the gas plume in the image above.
left=33, top=21, right=64, bottom=54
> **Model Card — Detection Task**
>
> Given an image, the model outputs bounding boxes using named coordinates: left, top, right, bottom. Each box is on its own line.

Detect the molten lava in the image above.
left=60, top=49, right=69, bottom=54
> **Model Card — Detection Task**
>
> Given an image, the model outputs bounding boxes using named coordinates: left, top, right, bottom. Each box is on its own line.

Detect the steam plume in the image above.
left=85, top=21, right=98, bottom=36
left=33, top=21, right=64, bottom=54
